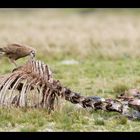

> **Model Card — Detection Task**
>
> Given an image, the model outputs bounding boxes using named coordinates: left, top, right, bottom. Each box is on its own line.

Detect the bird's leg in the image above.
left=10, top=59, right=18, bottom=68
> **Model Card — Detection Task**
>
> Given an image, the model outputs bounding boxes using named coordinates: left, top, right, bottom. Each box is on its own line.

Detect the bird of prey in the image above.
left=0, top=43, right=36, bottom=67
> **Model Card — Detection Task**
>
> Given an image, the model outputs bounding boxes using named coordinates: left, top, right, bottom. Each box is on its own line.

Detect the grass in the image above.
left=1, top=8, right=140, bottom=131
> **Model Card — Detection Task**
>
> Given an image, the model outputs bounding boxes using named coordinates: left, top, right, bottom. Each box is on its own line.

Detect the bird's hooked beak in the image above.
left=30, top=50, right=36, bottom=59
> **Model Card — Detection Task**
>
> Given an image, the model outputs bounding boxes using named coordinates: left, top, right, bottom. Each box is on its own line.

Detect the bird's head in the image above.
left=30, top=49, right=36, bottom=59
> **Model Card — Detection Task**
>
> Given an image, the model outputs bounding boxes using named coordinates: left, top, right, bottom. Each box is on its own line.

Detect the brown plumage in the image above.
left=0, top=43, right=36, bottom=67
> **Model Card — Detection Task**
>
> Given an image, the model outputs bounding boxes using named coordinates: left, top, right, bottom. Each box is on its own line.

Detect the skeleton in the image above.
left=1, top=58, right=140, bottom=119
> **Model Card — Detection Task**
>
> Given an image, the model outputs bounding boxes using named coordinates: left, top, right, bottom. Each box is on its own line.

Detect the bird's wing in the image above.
left=10, top=43, right=23, bottom=48
left=3, top=44, right=24, bottom=54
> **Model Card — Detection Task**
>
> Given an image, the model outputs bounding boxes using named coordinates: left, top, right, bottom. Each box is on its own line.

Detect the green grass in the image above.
left=1, top=58, right=140, bottom=131
left=1, top=8, right=140, bottom=131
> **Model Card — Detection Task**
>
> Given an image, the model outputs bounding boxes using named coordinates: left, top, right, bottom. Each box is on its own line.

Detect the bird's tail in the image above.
left=0, top=48, right=5, bottom=56
left=0, top=48, right=4, bottom=52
